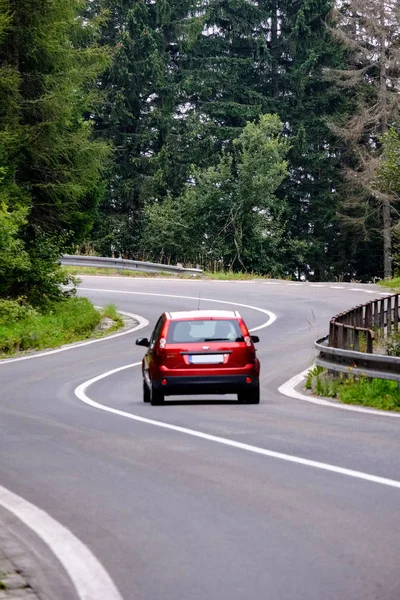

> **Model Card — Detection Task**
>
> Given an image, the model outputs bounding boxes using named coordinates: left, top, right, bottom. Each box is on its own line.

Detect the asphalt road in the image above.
left=1, top=276, right=400, bottom=600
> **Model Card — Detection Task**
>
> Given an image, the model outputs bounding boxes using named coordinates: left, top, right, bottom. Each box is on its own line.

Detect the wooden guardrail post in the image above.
left=387, top=296, right=392, bottom=336
left=394, top=295, right=399, bottom=333
left=365, top=302, right=372, bottom=328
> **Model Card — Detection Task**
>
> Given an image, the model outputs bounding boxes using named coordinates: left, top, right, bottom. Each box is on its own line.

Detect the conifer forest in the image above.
left=1, top=0, right=400, bottom=296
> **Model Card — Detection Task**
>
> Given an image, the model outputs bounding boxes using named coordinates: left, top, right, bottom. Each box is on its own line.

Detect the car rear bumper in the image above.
left=152, top=375, right=259, bottom=396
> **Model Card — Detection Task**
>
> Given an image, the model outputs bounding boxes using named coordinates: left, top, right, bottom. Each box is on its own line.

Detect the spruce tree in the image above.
left=0, top=0, right=108, bottom=303
left=329, top=0, right=400, bottom=278
left=88, top=0, right=192, bottom=257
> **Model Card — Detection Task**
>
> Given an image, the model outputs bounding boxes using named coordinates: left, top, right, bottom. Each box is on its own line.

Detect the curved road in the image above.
left=1, top=277, right=400, bottom=600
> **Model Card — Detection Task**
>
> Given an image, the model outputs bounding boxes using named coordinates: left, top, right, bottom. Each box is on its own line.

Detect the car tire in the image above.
left=143, top=380, right=151, bottom=403
left=151, top=385, right=165, bottom=406
left=238, top=384, right=260, bottom=404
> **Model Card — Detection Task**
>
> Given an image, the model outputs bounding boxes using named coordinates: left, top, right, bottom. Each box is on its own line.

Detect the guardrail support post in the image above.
left=365, top=302, right=372, bottom=329
left=354, top=329, right=360, bottom=352
left=387, top=296, right=392, bottom=336
left=394, top=295, right=399, bottom=333
left=366, top=331, right=374, bottom=354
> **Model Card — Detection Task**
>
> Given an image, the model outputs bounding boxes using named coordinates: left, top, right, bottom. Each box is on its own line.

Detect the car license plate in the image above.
left=190, top=354, right=224, bottom=364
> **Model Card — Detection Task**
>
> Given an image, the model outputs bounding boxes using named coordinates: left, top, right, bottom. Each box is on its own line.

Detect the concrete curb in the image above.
left=278, top=365, right=400, bottom=418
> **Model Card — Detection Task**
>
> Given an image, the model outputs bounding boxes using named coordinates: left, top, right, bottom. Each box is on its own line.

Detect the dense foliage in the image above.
left=1, top=0, right=399, bottom=291
left=0, top=0, right=108, bottom=305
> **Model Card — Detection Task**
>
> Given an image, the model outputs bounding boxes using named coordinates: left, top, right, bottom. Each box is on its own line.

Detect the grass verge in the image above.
left=64, top=265, right=277, bottom=281
left=305, top=366, right=400, bottom=412
left=0, top=297, right=123, bottom=357
left=378, top=277, right=400, bottom=290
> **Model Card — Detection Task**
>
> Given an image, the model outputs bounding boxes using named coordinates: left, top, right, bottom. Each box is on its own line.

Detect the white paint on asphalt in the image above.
left=278, top=367, right=400, bottom=418
left=75, top=363, right=400, bottom=490
left=0, top=484, right=123, bottom=600
left=79, top=288, right=277, bottom=332
left=0, top=311, right=148, bottom=365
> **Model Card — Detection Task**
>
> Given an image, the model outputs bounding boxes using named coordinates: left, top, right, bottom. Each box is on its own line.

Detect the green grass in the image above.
left=64, top=265, right=278, bottom=281
left=203, top=270, right=275, bottom=280
left=0, top=297, right=123, bottom=357
left=65, top=266, right=178, bottom=278
left=378, top=277, right=400, bottom=290
left=306, top=368, right=400, bottom=412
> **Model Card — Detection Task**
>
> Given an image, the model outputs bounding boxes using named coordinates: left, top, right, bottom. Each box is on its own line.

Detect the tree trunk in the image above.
left=382, top=198, right=392, bottom=278
left=271, top=0, right=279, bottom=99
left=379, top=0, right=391, bottom=278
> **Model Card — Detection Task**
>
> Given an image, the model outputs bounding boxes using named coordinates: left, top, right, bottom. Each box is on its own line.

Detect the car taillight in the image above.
left=239, top=320, right=252, bottom=347
left=158, top=322, right=169, bottom=349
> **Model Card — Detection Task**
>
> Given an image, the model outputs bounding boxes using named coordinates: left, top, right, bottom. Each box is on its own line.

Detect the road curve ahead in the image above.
left=1, top=276, right=400, bottom=600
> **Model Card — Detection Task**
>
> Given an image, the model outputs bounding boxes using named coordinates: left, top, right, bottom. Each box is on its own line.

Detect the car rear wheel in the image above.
left=151, top=385, right=165, bottom=406
left=143, top=380, right=151, bottom=403
left=238, top=384, right=260, bottom=404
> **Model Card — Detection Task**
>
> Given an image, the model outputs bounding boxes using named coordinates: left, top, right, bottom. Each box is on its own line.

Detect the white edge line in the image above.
left=0, top=311, right=149, bottom=365
left=278, top=366, right=400, bottom=419
left=0, top=484, right=123, bottom=600
left=0, top=310, right=151, bottom=599
left=75, top=363, right=400, bottom=490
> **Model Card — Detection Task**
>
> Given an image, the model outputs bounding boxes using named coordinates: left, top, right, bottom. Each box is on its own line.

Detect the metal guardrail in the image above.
left=315, top=335, right=400, bottom=382
left=61, top=255, right=203, bottom=276
left=328, top=292, right=400, bottom=354
left=315, top=292, right=400, bottom=381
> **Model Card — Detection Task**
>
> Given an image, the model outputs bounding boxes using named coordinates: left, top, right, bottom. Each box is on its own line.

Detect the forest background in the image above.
left=1, top=0, right=400, bottom=306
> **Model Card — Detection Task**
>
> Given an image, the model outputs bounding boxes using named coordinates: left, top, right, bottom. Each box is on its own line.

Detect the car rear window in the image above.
left=167, top=319, right=242, bottom=343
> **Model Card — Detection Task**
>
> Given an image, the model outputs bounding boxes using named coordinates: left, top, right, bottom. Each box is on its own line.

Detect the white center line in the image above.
left=79, top=288, right=277, bottom=332
left=75, top=363, right=400, bottom=491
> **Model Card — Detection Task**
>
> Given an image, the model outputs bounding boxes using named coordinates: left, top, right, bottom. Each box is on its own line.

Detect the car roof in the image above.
left=166, top=309, right=240, bottom=320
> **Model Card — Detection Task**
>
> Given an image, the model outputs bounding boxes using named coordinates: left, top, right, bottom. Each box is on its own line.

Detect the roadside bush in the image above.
left=386, top=333, right=400, bottom=357
left=305, top=367, right=400, bottom=411
left=0, top=298, right=39, bottom=326
left=0, top=297, right=102, bottom=355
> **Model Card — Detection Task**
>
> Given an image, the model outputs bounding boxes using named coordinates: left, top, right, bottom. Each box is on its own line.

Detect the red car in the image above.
left=136, top=310, right=260, bottom=405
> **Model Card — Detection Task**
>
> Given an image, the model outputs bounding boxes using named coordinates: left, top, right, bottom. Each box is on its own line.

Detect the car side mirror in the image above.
left=136, top=338, right=150, bottom=347
left=251, top=335, right=260, bottom=344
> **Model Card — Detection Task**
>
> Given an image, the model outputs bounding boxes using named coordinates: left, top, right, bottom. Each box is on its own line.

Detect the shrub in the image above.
left=0, top=298, right=39, bottom=326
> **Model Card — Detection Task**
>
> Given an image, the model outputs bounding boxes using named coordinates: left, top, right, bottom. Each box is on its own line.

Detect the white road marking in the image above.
left=310, top=284, right=325, bottom=287
left=349, top=288, right=369, bottom=292
left=75, top=363, right=400, bottom=489
left=329, top=286, right=344, bottom=289
left=278, top=367, right=400, bottom=418
left=263, top=281, right=281, bottom=285
left=0, top=484, right=123, bottom=600
left=0, top=311, right=148, bottom=365
left=79, top=288, right=277, bottom=332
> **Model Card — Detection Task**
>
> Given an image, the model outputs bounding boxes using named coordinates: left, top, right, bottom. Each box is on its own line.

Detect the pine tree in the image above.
left=0, top=0, right=108, bottom=303
left=260, top=0, right=352, bottom=280
left=329, top=0, right=400, bottom=278
left=177, top=0, right=269, bottom=166
left=88, top=0, right=192, bottom=257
